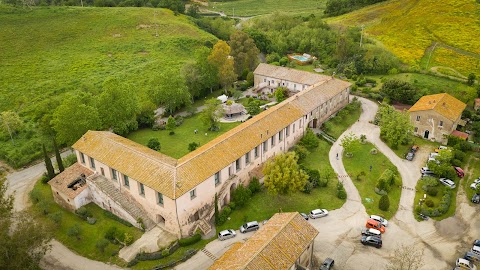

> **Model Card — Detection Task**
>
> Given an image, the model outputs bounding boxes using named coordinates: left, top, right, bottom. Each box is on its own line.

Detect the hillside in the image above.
left=206, top=0, right=326, bottom=17
left=327, top=0, right=480, bottom=77
left=0, top=6, right=216, bottom=167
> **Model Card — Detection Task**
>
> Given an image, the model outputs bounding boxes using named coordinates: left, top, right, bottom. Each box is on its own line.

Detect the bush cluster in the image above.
left=336, top=182, right=347, bottom=199
left=178, top=233, right=201, bottom=247
left=152, top=249, right=197, bottom=270
left=417, top=189, right=452, bottom=217
left=375, top=169, right=395, bottom=192
left=128, top=241, right=180, bottom=267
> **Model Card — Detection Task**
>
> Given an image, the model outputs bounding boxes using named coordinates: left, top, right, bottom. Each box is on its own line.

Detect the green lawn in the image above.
left=127, top=114, right=241, bottom=158
left=208, top=0, right=326, bottom=17
left=413, top=179, right=458, bottom=221
left=343, top=143, right=402, bottom=219
left=321, top=100, right=362, bottom=138
left=30, top=180, right=143, bottom=265
left=131, top=238, right=215, bottom=270
left=300, top=139, right=333, bottom=172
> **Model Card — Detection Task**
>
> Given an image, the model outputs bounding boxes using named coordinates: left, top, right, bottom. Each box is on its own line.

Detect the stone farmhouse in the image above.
left=209, top=212, right=318, bottom=270
left=408, top=93, right=466, bottom=143
left=49, top=64, right=351, bottom=238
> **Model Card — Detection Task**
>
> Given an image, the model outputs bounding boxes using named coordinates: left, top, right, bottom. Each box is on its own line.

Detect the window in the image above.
left=157, top=192, right=163, bottom=205
left=89, top=157, right=95, bottom=169
left=111, top=168, right=117, bottom=180
left=245, top=152, right=250, bottom=164
left=263, top=78, right=266, bottom=82
left=228, top=166, right=232, bottom=176
left=123, top=174, right=130, bottom=187
left=439, top=121, right=443, bottom=127
left=80, top=152, right=85, bottom=164
left=190, top=189, right=196, bottom=199
left=214, top=171, right=220, bottom=186
left=100, top=168, right=105, bottom=176
left=286, top=126, right=290, bottom=137
left=263, top=141, right=268, bottom=153
left=414, top=127, right=418, bottom=132
left=236, top=159, right=241, bottom=172
left=293, top=124, right=296, bottom=133
left=271, top=137, right=275, bottom=147
left=254, top=146, right=259, bottom=158
left=279, top=132, right=283, bottom=142
left=139, top=183, right=145, bottom=196
left=416, top=115, right=420, bottom=121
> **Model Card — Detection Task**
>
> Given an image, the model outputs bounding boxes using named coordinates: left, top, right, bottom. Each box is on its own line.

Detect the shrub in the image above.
left=96, top=239, right=110, bottom=253
left=336, top=189, right=347, bottom=199
left=337, top=181, right=344, bottom=190
left=425, top=199, right=434, bottom=207
left=302, top=181, right=313, bottom=194
left=370, top=148, right=378, bottom=154
left=426, top=187, right=438, bottom=197
left=451, top=159, right=462, bottom=167
left=76, top=206, right=91, bottom=220
left=174, top=115, right=184, bottom=126
left=38, top=201, right=50, bottom=215
left=178, top=233, right=201, bottom=247
left=307, top=169, right=320, bottom=187
left=169, top=131, right=175, bottom=135
left=105, top=226, right=118, bottom=241
left=318, top=177, right=329, bottom=187
left=62, top=153, right=78, bottom=168
left=124, top=232, right=134, bottom=246
left=293, top=145, right=310, bottom=161
left=453, top=150, right=466, bottom=162
left=228, top=201, right=236, bottom=210
left=248, top=177, right=261, bottom=194
left=161, top=249, right=170, bottom=257
left=147, top=138, right=161, bottom=151
left=67, top=224, right=82, bottom=240
left=188, top=142, right=200, bottom=152
left=29, top=188, right=42, bottom=203
left=300, top=129, right=320, bottom=149
left=379, top=195, right=390, bottom=211
left=231, top=184, right=252, bottom=208
left=48, top=211, right=63, bottom=225
left=40, top=174, right=50, bottom=184
left=222, top=206, right=232, bottom=217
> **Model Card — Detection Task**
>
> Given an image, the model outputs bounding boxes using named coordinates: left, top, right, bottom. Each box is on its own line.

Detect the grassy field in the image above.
left=127, top=114, right=241, bottom=158
left=343, top=142, right=402, bottom=219
left=207, top=0, right=327, bottom=17
left=30, top=180, right=143, bottom=265
left=0, top=6, right=216, bottom=167
left=328, top=0, right=480, bottom=77
left=321, top=100, right=362, bottom=138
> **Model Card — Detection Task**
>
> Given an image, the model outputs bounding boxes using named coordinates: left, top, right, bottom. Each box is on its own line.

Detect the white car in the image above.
left=429, top=152, right=439, bottom=159
left=439, top=178, right=456, bottom=189
left=456, top=258, right=477, bottom=270
left=470, top=179, right=480, bottom=190
left=369, top=215, right=388, bottom=227
left=427, top=157, right=440, bottom=165
left=472, top=245, right=480, bottom=256
left=309, top=209, right=329, bottom=219
left=218, top=229, right=236, bottom=241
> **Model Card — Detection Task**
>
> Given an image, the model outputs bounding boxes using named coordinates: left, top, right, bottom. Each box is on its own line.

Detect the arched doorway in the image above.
left=156, top=214, right=165, bottom=226
left=224, top=183, right=237, bottom=205
left=424, top=130, right=430, bottom=139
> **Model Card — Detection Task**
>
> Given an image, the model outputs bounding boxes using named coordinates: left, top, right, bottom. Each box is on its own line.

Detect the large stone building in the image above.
left=209, top=212, right=318, bottom=270
left=49, top=65, right=350, bottom=238
left=408, top=93, right=466, bottom=143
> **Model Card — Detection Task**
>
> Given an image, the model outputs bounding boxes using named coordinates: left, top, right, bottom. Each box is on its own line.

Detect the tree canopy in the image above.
left=228, top=30, right=260, bottom=77
left=149, top=69, right=191, bottom=115
left=200, top=98, right=224, bottom=131
left=380, top=79, right=416, bottom=104
left=263, top=152, right=308, bottom=195
left=377, top=105, right=413, bottom=149
left=340, top=132, right=360, bottom=156
left=208, top=40, right=237, bottom=91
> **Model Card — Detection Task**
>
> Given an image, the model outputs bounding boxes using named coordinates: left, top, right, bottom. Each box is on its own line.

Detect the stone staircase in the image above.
left=197, top=219, right=212, bottom=235
left=317, top=130, right=336, bottom=144
left=88, top=175, right=156, bottom=230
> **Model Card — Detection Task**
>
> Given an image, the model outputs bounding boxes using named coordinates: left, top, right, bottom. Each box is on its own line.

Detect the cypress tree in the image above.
left=43, top=144, right=55, bottom=180
left=53, top=137, right=64, bottom=172
left=379, top=194, right=390, bottom=211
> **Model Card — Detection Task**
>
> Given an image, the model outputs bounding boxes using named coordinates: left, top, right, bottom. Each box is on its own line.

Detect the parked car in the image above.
left=365, top=219, right=385, bottom=233
left=419, top=213, right=429, bottom=220
left=406, top=152, right=415, bottom=161
left=428, top=157, right=440, bottom=165
left=473, top=239, right=480, bottom=247
left=421, top=167, right=435, bottom=175
left=472, top=194, right=480, bottom=204
left=361, top=228, right=382, bottom=238
left=218, top=229, right=236, bottom=241
left=470, top=182, right=479, bottom=191
left=320, top=258, right=335, bottom=270
left=439, top=178, right=456, bottom=189
left=370, top=215, right=388, bottom=227
left=434, top=145, right=448, bottom=153
left=429, top=152, right=439, bottom=159
left=300, top=213, right=309, bottom=220
left=454, top=166, right=465, bottom=178
left=456, top=258, right=477, bottom=270
left=464, top=251, right=480, bottom=263
left=360, top=235, right=382, bottom=248
left=411, top=145, right=419, bottom=152
left=309, top=209, right=329, bottom=219
left=239, top=221, right=259, bottom=233
left=472, top=245, right=480, bottom=256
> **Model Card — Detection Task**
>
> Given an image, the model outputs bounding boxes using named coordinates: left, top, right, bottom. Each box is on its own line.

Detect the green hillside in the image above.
left=327, top=0, right=480, bottom=77
left=207, top=0, right=326, bottom=17
left=0, top=6, right=216, bottom=167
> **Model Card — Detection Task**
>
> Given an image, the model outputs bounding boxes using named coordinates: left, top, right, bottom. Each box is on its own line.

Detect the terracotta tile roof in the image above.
left=408, top=93, right=466, bottom=122
left=451, top=130, right=468, bottom=140
left=72, top=131, right=178, bottom=199
left=72, top=78, right=350, bottom=199
left=209, top=212, right=318, bottom=270
left=254, top=63, right=330, bottom=85
left=48, top=163, right=94, bottom=199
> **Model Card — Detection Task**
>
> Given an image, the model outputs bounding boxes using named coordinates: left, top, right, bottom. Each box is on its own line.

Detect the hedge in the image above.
left=178, top=233, right=201, bottom=247
left=152, top=250, right=198, bottom=270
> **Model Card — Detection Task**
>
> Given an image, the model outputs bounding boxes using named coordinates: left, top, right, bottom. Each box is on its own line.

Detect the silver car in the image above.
left=309, top=209, right=329, bottom=219
left=439, top=178, right=456, bottom=189
left=218, top=229, right=236, bottom=241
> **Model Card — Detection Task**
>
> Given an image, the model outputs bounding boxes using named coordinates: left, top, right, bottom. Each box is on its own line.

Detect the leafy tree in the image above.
left=67, top=224, right=82, bottom=240
left=188, top=142, right=200, bottom=152
left=293, top=144, right=310, bottom=161
left=377, top=105, right=413, bottom=149
left=380, top=79, right=416, bottom=104
left=166, top=115, right=176, bottom=131
left=0, top=175, right=52, bottom=269
left=244, top=28, right=272, bottom=53
left=158, top=0, right=186, bottom=14
left=0, top=111, right=23, bottom=140
left=147, top=138, right=161, bottom=151
left=340, top=132, right=360, bottom=157
left=231, top=184, right=252, bottom=208
left=42, top=144, right=55, bottom=180
left=149, top=69, right=191, bottom=115
left=300, top=128, right=319, bottom=149
left=53, top=137, right=64, bottom=172
left=96, top=239, right=109, bottom=253
left=137, top=101, right=156, bottom=128
left=183, top=47, right=218, bottom=99
left=428, top=161, right=456, bottom=179
left=219, top=56, right=237, bottom=91
left=228, top=30, right=260, bottom=77
left=263, top=152, right=308, bottom=195
left=52, top=94, right=101, bottom=145
left=386, top=244, right=424, bottom=270
left=246, top=100, right=262, bottom=116
left=200, top=98, right=224, bottom=131
left=274, top=87, right=288, bottom=102
left=379, top=194, right=390, bottom=211
left=467, top=73, right=476, bottom=86
left=208, top=40, right=237, bottom=91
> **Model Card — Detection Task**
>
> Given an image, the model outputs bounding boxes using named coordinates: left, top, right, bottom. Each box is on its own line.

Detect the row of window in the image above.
left=79, top=152, right=164, bottom=205
left=262, top=78, right=307, bottom=90
left=415, top=116, right=443, bottom=126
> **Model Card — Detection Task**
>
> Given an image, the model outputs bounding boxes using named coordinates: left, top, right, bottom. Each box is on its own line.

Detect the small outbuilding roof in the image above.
left=254, top=63, right=330, bottom=86
left=451, top=130, right=468, bottom=140
left=48, top=163, right=94, bottom=199
left=222, top=102, right=245, bottom=115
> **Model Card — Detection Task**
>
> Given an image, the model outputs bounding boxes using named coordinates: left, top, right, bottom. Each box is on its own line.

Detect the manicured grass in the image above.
left=327, top=0, right=480, bottom=77
left=413, top=178, right=458, bottom=221
left=464, top=156, right=480, bottom=205
left=127, top=114, right=241, bottom=158
left=322, top=100, right=362, bottom=138
left=343, top=142, right=402, bottom=219
left=300, top=139, right=334, bottom=172
left=131, top=238, right=215, bottom=270
left=208, top=0, right=326, bottom=16
left=30, top=180, right=143, bottom=265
